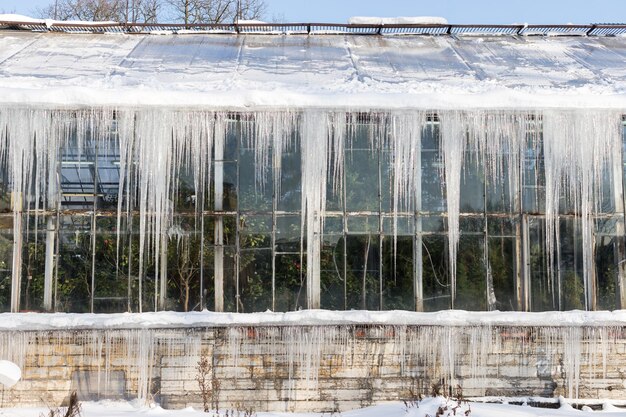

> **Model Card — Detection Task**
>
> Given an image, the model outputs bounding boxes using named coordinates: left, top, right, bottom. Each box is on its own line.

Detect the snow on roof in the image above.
left=348, top=16, right=449, bottom=25
left=0, top=31, right=625, bottom=110
left=236, top=19, right=268, bottom=24
left=0, top=13, right=118, bottom=28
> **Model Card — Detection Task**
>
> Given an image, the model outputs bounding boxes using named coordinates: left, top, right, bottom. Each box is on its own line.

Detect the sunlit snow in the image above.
left=0, top=32, right=625, bottom=108
left=0, top=398, right=625, bottom=417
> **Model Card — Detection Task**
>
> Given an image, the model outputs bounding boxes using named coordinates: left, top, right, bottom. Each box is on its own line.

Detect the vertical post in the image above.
left=43, top=217, right=56, bottom=311
left=91, top=136, right=99, bottom=313
left=378, top=132, right=383, bottom=310
left=127, top=215, right=133, bottom=312
left=10, top=192, right=22, bottom=313
left=342, top=134, right=348, bottom=310
left=308, top=215, right=321, bottom=309
left=414, top=120, right=424, bottom=312
left=517, top=128, right=528, bottom=311
left=589, top=230, right=597, bottom=311
left=271, top=142, right=278, bottom=311
left=214, top=119, right=225, bottom=312
left=616, top=120, right=626, bottom=308
left=515, top=219, right=524, bottom=310
left=158, top=234, right=167, bottom=310
left=521, top=214, right=531, bottom=311
left=616, top=235, right=626, bottom=309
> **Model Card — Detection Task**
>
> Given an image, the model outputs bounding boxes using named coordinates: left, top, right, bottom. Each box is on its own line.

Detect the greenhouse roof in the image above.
left=0, top=29, right=625, bottom=109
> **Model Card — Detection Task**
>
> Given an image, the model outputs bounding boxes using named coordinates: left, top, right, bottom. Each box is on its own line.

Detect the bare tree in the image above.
left=36, top=0, right=265, bottom=23
left=131, top=0, right=162, bottom=22
left=36, top=0, right=161, bottom=23
left=163, top=0, right=195, bottom=24
left=37, top=0, right=126, bottom=21
left=165, top=0, right=266, bottom=25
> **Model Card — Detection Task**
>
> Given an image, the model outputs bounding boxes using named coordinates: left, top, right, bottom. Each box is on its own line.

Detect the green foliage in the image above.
left=455, top=236, right=486, bottom=311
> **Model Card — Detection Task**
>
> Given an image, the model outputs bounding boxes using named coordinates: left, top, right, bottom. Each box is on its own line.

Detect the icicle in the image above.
left=542, top=110, right=622, bottom=310
left=300, top=111, right=345, bottom=309
left=439, top=111, right=467, bottom=308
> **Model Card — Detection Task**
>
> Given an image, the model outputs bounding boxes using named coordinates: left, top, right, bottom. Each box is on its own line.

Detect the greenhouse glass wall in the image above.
left=0, top=109, right=624, bottom=314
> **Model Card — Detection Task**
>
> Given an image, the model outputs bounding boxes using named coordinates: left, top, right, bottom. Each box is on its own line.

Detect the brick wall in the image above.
left=0, top=325, right=624, bottom=412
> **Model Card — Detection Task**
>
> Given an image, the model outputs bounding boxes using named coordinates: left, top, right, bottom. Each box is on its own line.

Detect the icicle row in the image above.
left=0, top=107, right=622, bottom=313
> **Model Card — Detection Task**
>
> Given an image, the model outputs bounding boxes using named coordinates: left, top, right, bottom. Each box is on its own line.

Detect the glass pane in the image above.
left=123, top=215, right=156, bottom=313
left=523, top=134, right=545, bottom=213
left=595, top=217, right=622, bottom=311
left=20, top=216, right=47, bottom=311
left=222, top=246, right=238, bottom=312
left=487, top=217, right=516, bottom=237
left=239, top=149, right=272, bottom=212
left=323, top=216, right=343, bottom=235
left=349, top=124, right=373, bottom=150
left=223, top=120, right=239, bottom=162
left=211, top=161, right=238, bottom=212
left=422, top=234, right=450, bottom=311
left=383, top=216, right=413, bottom=236
left=559, top=218, right=585, bottom=310
left=173, top=162, right=196, bottom=212
left=275, top=216, right=300, bottom=253
left=489, top=236, right=517, bottom=311
left=166, top=216, right=203, bottom=312
left=274, top=253, right=306, bottom=312
left=239, top=215, right=271, bottom=249
left=529, top=217, right=556, bottom=311
left=345, top=150, right=379, bottom=212
left=201, top=245, right=215, bottom=312
left=460, top=153, right=484, bottom=213
left=239, top=248, right=272, bottom=312
left=93, top=216, right=129, bottom=313
left=345, top=235, right=380, bottom=310
left=0, top=156, right=11, bottom=213
left=0, top=219, right=12, bottom=312
left=61, top=131, right=96, bottom=211
left=56, top=215, right=92, bottom=313
left=325, top=176, right=343, bottom=212
left=459, top=216, right=483, bottom=233
left=321, top=234, right=344, bottom=310
left=420, top=215, right=446, bottom=233
left=486, top=157, right=514, bottom=213
left=95, top=135, right=121, bottom=211
left=455, top=234, right=486, bottom=311
left=418, top=124, right=446, bottom=213
left=599, top=163, right=616, bottom=214
left=421, top=150, right=445, bottom=213
left=382, top=236, right=414, bottom=310
left=347, top=216, right=379, bottom=234
left=278, top=148, right=302, bottom=212
left=381, top=151, right=394, bottom=213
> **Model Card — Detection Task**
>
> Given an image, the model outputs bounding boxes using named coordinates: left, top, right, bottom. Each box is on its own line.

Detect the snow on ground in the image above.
left=0, top=310, right=626, bottom=331
left=0, top=360, right=20, bottom=387
left=0, top=399, right=625, bottom=417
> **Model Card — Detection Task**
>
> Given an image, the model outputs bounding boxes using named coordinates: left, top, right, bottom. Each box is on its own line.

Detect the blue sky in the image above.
left=0, top=0, right=624, bottom=24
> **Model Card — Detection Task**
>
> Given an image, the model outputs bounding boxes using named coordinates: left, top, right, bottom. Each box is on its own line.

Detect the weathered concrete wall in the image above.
left=0, top=325, right=624, bottom=412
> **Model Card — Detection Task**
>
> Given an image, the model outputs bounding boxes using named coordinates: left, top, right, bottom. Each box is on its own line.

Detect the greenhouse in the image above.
left=0, top=20, right=626, bottom=315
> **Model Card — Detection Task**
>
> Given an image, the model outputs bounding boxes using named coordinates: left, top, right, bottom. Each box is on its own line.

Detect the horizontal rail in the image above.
left=1, top=20, right=626, bottom=36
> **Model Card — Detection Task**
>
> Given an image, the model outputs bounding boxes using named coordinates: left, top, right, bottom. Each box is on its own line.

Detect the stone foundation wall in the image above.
left=0, top=325, right=625, bottom=412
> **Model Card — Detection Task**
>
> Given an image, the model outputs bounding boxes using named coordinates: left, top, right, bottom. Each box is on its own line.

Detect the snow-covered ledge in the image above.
left=1, top=309, right=626, bottom=410
left=1, top=309, right=626, bottom=330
